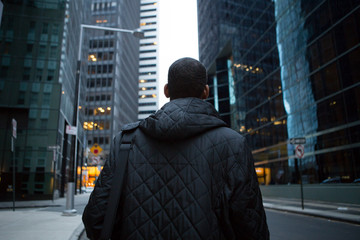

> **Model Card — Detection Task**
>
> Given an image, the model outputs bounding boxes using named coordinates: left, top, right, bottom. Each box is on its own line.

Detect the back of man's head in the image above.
left=167, top=57, right=207, bottom=100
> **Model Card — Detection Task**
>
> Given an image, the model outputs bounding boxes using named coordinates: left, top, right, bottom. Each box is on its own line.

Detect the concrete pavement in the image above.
left=0, top=192, right=91, bottom=240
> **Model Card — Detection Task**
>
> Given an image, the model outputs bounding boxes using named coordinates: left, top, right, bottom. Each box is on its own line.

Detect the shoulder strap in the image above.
left=100, top=128, right=137, bottom=240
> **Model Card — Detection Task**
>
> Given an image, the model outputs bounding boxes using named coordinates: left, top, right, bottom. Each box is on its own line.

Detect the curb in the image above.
left=69, top=223, right=85, bottom=240
left=264, top=204, right=360, bottom=225
left=0, top=204, right=61, bottom=210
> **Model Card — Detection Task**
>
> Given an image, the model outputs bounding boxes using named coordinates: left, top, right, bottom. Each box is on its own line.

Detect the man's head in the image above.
left=164, top=57, right=209, bottom=100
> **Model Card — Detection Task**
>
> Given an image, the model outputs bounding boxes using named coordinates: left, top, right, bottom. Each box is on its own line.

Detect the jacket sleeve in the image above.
left=228, top=138, right=270, bottom=240
left=82, top=133, right=120, bottom=240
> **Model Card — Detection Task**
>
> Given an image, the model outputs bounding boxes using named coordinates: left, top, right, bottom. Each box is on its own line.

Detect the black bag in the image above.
left=99, top=129, right=137, bottom=240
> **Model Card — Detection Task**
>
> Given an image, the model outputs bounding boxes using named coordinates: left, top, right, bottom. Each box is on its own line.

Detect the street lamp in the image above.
left=62, top=24, right=144, bottom=216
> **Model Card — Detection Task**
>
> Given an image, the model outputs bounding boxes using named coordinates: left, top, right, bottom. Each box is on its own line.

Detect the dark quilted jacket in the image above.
left=83, top=98, right=269, bottom=240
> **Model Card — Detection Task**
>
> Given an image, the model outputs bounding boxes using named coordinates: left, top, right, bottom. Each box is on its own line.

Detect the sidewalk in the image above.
left=0, top=193, right=90, bottom=240
left=263, top=197, right=360, bottom=225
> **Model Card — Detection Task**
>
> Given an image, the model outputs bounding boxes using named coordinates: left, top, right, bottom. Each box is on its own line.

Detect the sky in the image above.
left=157, top=0, right=199, bottom=107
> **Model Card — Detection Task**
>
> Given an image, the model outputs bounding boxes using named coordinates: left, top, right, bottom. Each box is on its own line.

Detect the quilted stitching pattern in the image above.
left=83, top=98, right=269, bottom=240
left=117, top=128, right=238, bottom=239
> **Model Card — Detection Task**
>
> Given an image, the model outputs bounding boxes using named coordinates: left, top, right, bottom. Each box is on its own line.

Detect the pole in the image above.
left=63, top=25, right=83, bottom=216
left=12, top=136, right=15, bottom=211
left=52, top=148, right=57, bottom=202
left=299, top=158, right=304, bottom=210
left=63, top=59, right=80, bottom=216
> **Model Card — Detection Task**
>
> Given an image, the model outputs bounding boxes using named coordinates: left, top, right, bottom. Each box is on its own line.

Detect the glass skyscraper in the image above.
left=198, top=0, right=360, bottom=201
left=82, top=0, right=140, bottom=168
left=0, top=0, right=90, bottom=200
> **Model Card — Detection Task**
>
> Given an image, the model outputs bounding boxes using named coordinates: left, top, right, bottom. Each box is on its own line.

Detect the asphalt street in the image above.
left=266, top=209, right=360, bottom=240
left=78, top=205, right=360, bottom=240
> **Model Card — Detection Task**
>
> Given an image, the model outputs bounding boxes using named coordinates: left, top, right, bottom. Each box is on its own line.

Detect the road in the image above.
left=54, top=195, right=360, bottom=240
left=266, top=209, right=360, bottom=240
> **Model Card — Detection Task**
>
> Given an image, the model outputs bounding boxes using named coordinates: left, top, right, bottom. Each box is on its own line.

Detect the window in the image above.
left=139, top=79, right=156, bottom=83
left=30, top=93, right=38, bottom=105
left=139, top=94, right=157, bottom=99
left=139, top=86, right=156, bottom=91
left=40, top=119, right=47, bottom=129
left=27, top=44, right=33, bottom=53
left=141, top=15, right=156, bottom=19
left=42, top=93, right=50, bottom=105
left=141, top=2, right=157, bottom=6
left=139, top=110, right=156, bottom=114
left=141, top=9, right=156, bottom=13
left=139, top=71, right=156, bottom=76
left=23, top=67, right=30, bottom=81
left=143, top=28, right=156, bottom=32
left=50, top=46, right=57, bottom=58
left=52, top=24, right=59, bottom=35
left=140, top=64, right=156, bottom=68
left=42, top=23, right=48, bottom=34
left=140, top=49, right=156, bottom=54
left=39, top=46, right=46, bottom=56
left=139, top=102, right=156, bottom=106
left=17, top=91, right=25, bottom=105
left=140, top=57, right=156, bottom=61
left=47, top=70, right=54, bottom=81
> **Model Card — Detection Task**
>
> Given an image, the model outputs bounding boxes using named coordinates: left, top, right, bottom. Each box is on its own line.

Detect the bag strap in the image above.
left=100, top=129, right=137, bottom=240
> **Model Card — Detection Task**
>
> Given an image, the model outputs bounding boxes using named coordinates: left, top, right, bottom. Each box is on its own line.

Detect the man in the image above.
left=83, top=57, right=269, bottom=239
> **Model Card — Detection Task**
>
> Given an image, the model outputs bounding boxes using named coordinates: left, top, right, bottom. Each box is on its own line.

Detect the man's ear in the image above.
left=201, top=85, right=210, bottom=99
left=164, top=83, right=170, bottom=98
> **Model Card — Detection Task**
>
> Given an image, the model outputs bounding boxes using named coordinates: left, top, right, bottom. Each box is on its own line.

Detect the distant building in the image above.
left=138, top=0, right=159, bottom=120
left=82, top=0, right=140, bottom=167
left=0, top=1, right=3, bottom=26
left=0, top=0, right=90, bottom=200
left=197, top=0, right=360, bottom=192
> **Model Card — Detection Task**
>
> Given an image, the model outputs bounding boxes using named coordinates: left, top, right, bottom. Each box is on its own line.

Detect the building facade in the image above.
left=82, top=0, right=140, bottom=168
left=138, top=0, right=159, bottom=120
left=0, top=0, right=90, bottom=200
left=198, top=0, right=360, bottom=196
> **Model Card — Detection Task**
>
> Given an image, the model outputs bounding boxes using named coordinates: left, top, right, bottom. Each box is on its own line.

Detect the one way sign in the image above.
left=289, top=137, right=306, bottom=145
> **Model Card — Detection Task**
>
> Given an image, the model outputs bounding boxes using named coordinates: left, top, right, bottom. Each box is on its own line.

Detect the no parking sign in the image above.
left=295, top=144, right=305, bottom=158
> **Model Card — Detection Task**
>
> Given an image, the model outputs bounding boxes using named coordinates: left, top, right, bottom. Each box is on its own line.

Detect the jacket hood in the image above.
left=139, top=98, right=227, bottom=141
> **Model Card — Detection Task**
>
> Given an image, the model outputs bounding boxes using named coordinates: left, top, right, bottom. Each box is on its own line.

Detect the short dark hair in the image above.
left=167, top=57, right=207, bottom=100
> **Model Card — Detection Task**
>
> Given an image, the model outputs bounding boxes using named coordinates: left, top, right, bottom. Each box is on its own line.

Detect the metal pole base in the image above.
left=62, top=209, right=77, bottom=216
left=62, top=182, right=77, bottom=216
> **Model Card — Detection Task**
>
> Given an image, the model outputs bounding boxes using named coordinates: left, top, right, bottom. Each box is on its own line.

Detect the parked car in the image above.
left=81, top=186, right=94, bottom=193
left=321, top=177, right=341, bottom=184
left=85, top=187, right=94, bottom=193
left=353, top=178, right=360, bottom=183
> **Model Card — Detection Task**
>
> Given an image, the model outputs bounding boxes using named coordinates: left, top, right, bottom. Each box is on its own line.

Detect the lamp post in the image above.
left=62, top=24, right=144, bottom=216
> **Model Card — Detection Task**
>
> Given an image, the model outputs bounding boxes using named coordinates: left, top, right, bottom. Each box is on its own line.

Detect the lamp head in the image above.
left=132, top=28, right=144, bottom=39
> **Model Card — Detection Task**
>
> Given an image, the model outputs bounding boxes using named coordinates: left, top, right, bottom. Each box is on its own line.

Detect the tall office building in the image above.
left=138, top=0, right=159, bottom=120
left=198, top=0, right=360, bottom=201
left=82, top=0, right=140, bottom=168
left=0, top=0, right=90, bottom=200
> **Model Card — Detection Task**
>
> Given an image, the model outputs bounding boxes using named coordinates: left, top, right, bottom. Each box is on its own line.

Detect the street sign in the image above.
left=12, top=119, right=17, bottom=139
left=295, top=144, right=305, bottom=158
left=66, top=125, right=77, bottom=135
left=47, top=145, right=60, bottom=151
left=289, top=137, right=306, bottom=145
left=90, top=144, right=103, bottom=156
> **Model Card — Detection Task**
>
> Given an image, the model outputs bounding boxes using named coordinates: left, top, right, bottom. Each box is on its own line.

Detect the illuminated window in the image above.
left=139, top=71, right=156, bottom=76
left=139, top=79, right=156, bottom=83
left=139, top=86, right=156, bottom=91
left=139, top=94, right=157, bottom=99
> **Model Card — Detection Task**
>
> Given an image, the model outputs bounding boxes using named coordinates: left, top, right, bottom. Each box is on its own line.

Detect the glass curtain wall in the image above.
left=198, top=0, right=360, bottom=185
